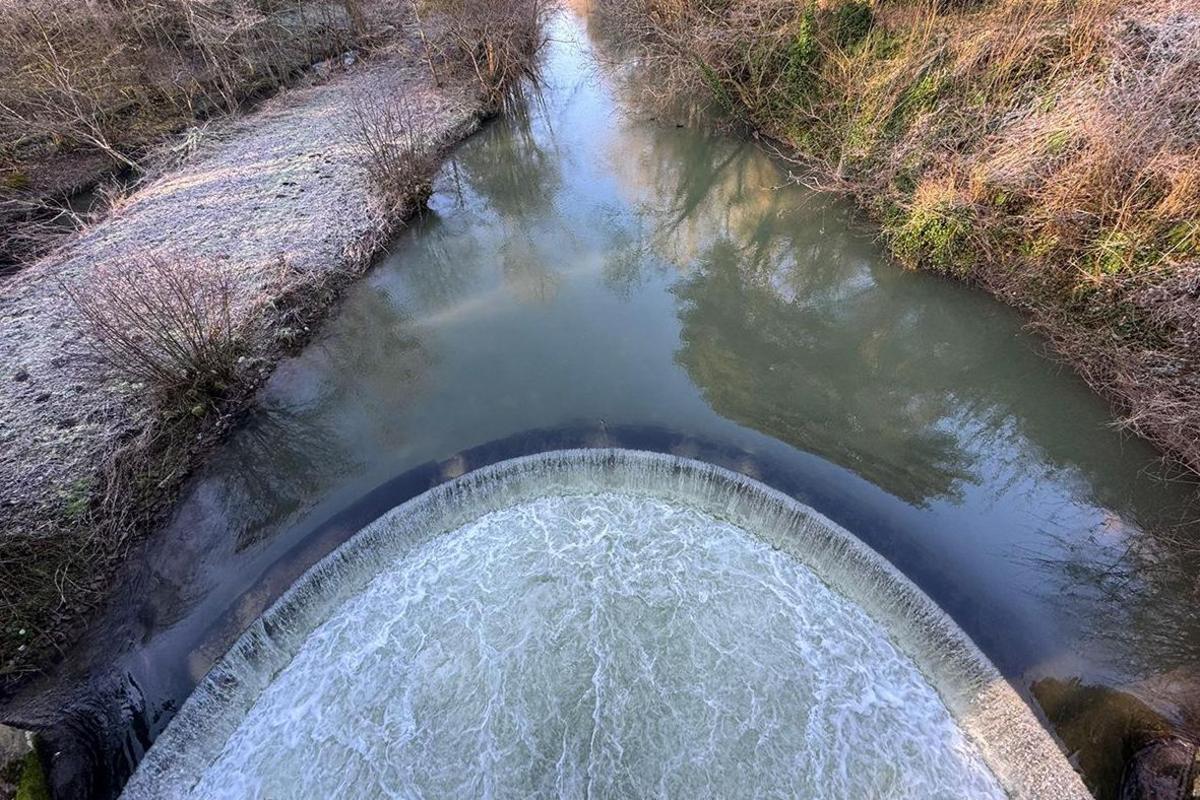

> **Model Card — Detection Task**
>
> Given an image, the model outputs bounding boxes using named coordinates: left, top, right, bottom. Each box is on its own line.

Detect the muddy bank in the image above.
left=0, top=37, right=486, bottom=683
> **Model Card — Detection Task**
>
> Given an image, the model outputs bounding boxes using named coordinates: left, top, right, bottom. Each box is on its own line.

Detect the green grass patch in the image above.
left=1087, top=228, right=1171, bottom=276
left=896, top=68, right=947, bottom=124
left=58, top=477, right=93, bottom=523
left=1046, top=128, right=1071, bottom=155
left=1, top=170, right=31, bottom=191
left=1090, top=229, right=1135, bottom=275
left=1164, top=220, right=1200, bottom=259
left=889, top=197, right=975, bottom=276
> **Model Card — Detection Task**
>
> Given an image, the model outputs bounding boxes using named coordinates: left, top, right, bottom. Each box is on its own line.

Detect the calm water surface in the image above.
left=14, top=12, right=1200, bottom=800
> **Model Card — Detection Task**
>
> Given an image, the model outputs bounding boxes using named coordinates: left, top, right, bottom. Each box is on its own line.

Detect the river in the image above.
left=10, top=10, right=1199, bottom=799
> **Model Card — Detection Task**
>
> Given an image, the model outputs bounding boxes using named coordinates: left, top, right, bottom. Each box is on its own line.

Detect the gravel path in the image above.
left=0, top=42, right=484, bottom=664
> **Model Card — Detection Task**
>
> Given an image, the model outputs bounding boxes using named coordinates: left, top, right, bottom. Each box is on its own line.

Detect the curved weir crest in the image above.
left=122, top=450, right=1091, bottom=799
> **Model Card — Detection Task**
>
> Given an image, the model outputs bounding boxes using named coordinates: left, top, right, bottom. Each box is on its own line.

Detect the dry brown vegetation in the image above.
left=65, top=254, right=242, bottom=410
left=0, top=0, right=554, bottom=269
left=599, top=0, right=1200, bottom=475
left=345, top=88, right=438, bottom=212
left=334, top=0, right=557, bottom=219
left=417, top=0, right=554, bottom=107
left=343, top=0, right=553, bottom=209
left=3, top=252, right=296, bottom=679
left=0, top=0, right=374, bottom=267
left=0, top=0, right=365, bottom=155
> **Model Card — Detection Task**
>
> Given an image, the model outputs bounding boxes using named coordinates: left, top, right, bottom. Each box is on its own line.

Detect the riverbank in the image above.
left=0, top=32, right=488, bottom=683
left=597, top=0, right=1200, bottom=478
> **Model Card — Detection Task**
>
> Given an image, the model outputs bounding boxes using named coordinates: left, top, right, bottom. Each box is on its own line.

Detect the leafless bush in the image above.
left=420, top=0, right=553, bottom=107
left=66, top=254, right=242, bottom=409
left=0, top=2, right=142, bottom=167
left=344, top=89, right=436, bottom=213
left=0, top=197, right=86, bottom=271
left=168, top=0, right=362, bottom=113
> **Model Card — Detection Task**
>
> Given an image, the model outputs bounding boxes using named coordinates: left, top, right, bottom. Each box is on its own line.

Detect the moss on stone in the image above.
left=14, top=750, right=51, bottom=800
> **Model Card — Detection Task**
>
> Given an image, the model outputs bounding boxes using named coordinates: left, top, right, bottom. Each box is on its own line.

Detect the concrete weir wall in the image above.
left=123, top=450, right=1092, bottom=800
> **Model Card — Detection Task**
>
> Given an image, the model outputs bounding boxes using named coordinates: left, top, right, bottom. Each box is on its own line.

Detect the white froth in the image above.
left=187, top=492, right=1003, bottom=799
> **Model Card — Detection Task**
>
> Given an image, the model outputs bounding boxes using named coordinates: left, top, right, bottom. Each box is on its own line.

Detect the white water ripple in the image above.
left=188, top=492, right=1005, bottom=799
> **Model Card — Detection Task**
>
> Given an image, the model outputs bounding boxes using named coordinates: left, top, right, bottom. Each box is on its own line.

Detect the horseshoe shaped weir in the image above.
left=122, top=449, right=1091, bottom=799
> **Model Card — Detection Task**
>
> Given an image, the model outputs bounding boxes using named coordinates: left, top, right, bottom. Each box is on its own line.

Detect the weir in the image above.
left=122, top=450, right=1090, bottom=799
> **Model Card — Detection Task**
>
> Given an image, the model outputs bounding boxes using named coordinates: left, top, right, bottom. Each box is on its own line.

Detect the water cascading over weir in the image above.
left=122, top=450, right=1092, bottom=799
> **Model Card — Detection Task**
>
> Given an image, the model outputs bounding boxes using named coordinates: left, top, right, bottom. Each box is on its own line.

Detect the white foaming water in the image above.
left=190, top=493, right=1000, bottom=799
left=124, top=451, right=1092, bottom=800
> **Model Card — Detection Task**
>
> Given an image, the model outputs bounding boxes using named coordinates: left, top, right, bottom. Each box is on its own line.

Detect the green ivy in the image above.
left=832, top=0, right=873, bottom=49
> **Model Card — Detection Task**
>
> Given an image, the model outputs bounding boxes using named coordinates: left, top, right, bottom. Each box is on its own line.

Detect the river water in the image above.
left=12, top=10, right=1199, bottom=800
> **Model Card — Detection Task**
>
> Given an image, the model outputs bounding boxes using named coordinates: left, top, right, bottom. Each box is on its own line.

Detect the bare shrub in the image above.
left=0, top=2, right=142, bottom=167
left=0, top=197, right=86, bottom=274
left=344, top=89, right=437, bottom=213
left=419, top=0, right=553, bottom=107
left=167, top=0, right=361, bottom=113
left=65, top=254, right=242, bottom=410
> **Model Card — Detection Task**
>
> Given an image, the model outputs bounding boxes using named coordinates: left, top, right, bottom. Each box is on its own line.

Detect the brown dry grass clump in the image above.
left=599, top=0, right=1200, bottom=474
left=65, top=255, right=242, bottom=411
